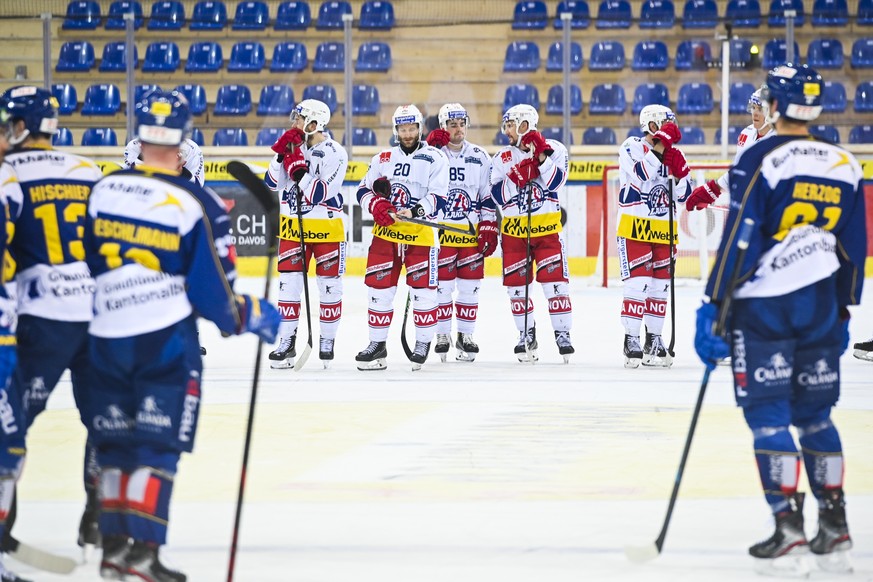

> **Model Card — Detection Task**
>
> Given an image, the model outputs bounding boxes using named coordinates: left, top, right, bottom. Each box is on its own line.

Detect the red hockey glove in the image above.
left=652, top=122, right=682, bottom=149
left=477, top=220, right=498, bottom=257
left=282, top=147, right=307, bottom=182
left=426, top=129, right=451, bottom=149
left=520, top=130, right=552, bottom=158
left=368, top=195, right=396, bottom=227
left=507, top=158, right=541, bottom=188
left=663, top=147, right=690, bottom=179
left=271, top=128, right=305, bottom=155
left=685, top=180, right=720, bottom=211
left=372, top=177, right=392, bottom=198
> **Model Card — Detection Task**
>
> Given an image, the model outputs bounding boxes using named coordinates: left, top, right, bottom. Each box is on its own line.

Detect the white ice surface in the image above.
left=11, top=276, right=873, bottom=581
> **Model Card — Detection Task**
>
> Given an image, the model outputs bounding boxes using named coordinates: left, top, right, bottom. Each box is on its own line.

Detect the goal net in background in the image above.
left=598, top=163, right=731, bottom=287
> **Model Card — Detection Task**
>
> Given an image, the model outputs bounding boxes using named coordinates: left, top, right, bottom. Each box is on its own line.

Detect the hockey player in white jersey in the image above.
left=685, top=85, right=774, bottom=211
left=355, top=104, right=449, bottom=371
left=424, top=103, right=494, bottom=362
left=123, top=136, right=204, bottom=186
left=264, top=99, right=348, bottom=369
left=489, top=104, right=573, bottom=363
left=617, top=105, right=692, bottom=368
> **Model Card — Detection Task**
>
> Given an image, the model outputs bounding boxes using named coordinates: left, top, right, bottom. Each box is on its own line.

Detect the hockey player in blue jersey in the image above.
left=84, top=89, right=279, bottom=581
left=695, top=64, right=866, bottom=576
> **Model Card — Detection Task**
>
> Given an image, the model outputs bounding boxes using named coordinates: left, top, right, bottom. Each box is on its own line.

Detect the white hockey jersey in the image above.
left=616, top=136, right=692, bottom=245
left=123, top=138, right=205, bottom=186
left=436, top=141, right=493, bottom=248
left=489, top=139, right=568, bottom=239
left=356, top=143, right=449, bottom=247
left=716, top=124, right=775, bottom=192
left=264, top=137, right=348, bottom=244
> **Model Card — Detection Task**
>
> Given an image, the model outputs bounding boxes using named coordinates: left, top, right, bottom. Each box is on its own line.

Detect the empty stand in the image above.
left=683, top=0, right=718, bottom=27
left=725, top=0, right=761, bottom=27
left=812, top=0, right=848, bottom=25
left=213, top=128, right=248, bottom=146
left=143, top=42, right=180, bottom=72
left=722, top=39, right=753, bottom=68
left=356, top=42, right=392, bottom=72
left=214, top=85, right=253, bottom=116
left=360, top=1, right=395, bottom=29
left=271, top=42, right=308, bottom=72
left=851, top=38, right=873, bottom=68
left=174, top=84, right=208, bottom=115
left=52, top=84, right=78, bottom=115
left=714, top=125, right=744, bottom=145
left=53, top=128, right=74, bottom=146
left=256, top=127, right=284, bottom=146
left=860, top=0, right=873, bottom=25
left=589, top=41, right=625, bottom=70
left=681, top=126, right=706, bottom=144
left=675, top=40, right=712, bottom=70
left=233, top=1, right=269, bottom=30
left=57, top=41, right=95, bottom=72
left=148, top=1, right=185, bottom=30
left=313, top=42, right=345, bottom=72
left=854, top=81, right=873, bottom=111
left=190, top=1, right=227, bottom=29
left=849, top=125, right=873, bottom=143
left=582, top=126, right=616, bottom=145
left=134, top=84, right=161, bottom=104
left=554, top=0, right=591, bottom=28
left=64, top=1, right=101, bottom=29
left=228, top=42, right=266, bottom=72
left=186, top=42, right=223, bottom=72
left=257, top=85, right=295, bottom=116
left=768, top=0, right=805, bottom=26
left=99, top=41, right=138, bottom=72
left=545, top=84, right=583, bottom=115
left=344, top=128, right=378, bottom=146
left=513, top=1, right=549, bottom=29
left=632, top=82, right=670, bottom=114
left=81, top=84, right=121, bottom=115
left=762, top=39, right=801, bottom=69
left=639, top=0, right=675, bottom=28
left=275, top=1, right=312, bottom=29
left=589, top=83, right=626, bottom=114
left=676, top=82, right=714, bottom=114
left=546, top=42, right=583, bottom=72
left=809, top=124, right=840, bottom=143
left=504, top=42, right=541, bottom=72
left=504, top=84, right=540, bottom=110
left=626, top=127, right=645, bottom=139
left=632, top=41, right=668, bottom=71
left=821, top=81, right=847, bottom=112
left=541, top=127, right=573, bottom=144
left=106, top=1, right=143, bottom=29
left=317, top=1, right=352, bottom=29
left=728, top=82, right=756, bottom=113
left=302, top=85, right=338, bottom=113
left=190, top=127, right=205, bottom=146
left=596, top=0, right=632, bottom=28
left=351, top=85, right=380, bottom=116
left=807, top=39, right=844, bottom=69
left=82, top=127, right=117, bottom=146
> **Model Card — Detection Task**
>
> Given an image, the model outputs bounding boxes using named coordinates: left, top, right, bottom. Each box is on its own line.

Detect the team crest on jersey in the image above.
left=390, top=183, right=411, bottom=208
left=644, top=184, right=671, bottom=217
left=379, top=151, right=391, bottom=163
left=737, top=133, right=748, bottom=146
left=284, top=188, right=313, bottom=214
left=516, top=183, right=545, bottom=213
left=500, top=150, right=513, bottom=163
left=444, top=188, right=472, bottom=220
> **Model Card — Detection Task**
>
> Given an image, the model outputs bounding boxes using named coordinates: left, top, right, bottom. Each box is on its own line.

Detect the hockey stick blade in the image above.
left=624, top=542, right=661, bottom=564
left=293, top=341, right=312, bottom=371
left=3, top=535, right=77, bottom=574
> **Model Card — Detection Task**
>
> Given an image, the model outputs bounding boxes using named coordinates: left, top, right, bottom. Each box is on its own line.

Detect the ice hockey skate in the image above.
left=810, top=488, right=853, bottom=574
left=124, top=541, right=187, bottom=582
left=623, top=334, right=643, bottom=368
left=434, top=334, right=451, bottom=362
left=355, top=341, right=387, bottom=371
left=410, top=340, right=430, bottom=371
left=268, top=335, right=296, bottom=369
left=749, top=493, right=811, bottom=578
left=77, top=492, right=101, bottom=560
left=554, top=330, right=574, bottom=363
left=99, top=535, right=131, bottom=580
left=852, top=337, right=873, bottom=361
left=642, top=332, right=672, bottom=368
left=319, top=337, right=335, bottom=369
left=455, top=333, right=479, bottom=362
left=514, top=327, right=538, bottom=363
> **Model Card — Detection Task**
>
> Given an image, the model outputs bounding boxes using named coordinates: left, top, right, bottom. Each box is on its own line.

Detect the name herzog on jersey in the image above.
left=1, top=148, right=103, bottom=321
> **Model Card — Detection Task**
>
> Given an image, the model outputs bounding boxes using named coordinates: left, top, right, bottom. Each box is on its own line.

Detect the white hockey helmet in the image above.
left=392, top=104, right=423, bottom=138
left=747, top=84, right=771, bottom=119
left=639, top=104, right=676, bottom=135
left=438, top=103, right=469, bottom=128
left=501, top=103, right=539, bottom=134
left=291, top=99, right=331, bottom=135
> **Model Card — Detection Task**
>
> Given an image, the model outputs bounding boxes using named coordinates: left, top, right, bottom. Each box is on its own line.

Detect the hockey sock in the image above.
left=411, top=287, right=439, bottom=343
left=0, top=458, right=22, bottom=541
left=643, top=279, right=669, bottom=336
left=455, top=278, right=480, bottom=335
left=125, top=466, right=175, bottom=545
left=542, top=281, right=571, bottom=332
left=276, top=271, right=303, bottom=338
left=507, top=286, right=534, bottom=332
left=367, top=286, right=397, bottom=342
left=436, top=279, right=455, bottom=336
left=798, top=418, right=845, bottom=506
left=84, top=438, right=100, bottom=503
left=749, top=425, right=802, bottom=513
left=621, top=276, right=649, bottom=337
left=99, top=467, right=130, bottom=539
left=317, top=276, right=342, bottom=340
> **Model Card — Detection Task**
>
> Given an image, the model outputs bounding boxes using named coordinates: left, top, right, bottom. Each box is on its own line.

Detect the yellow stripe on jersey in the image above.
left=438, top=223, right=477, bottom=247
left=501, top=211, right=562, bottom=239
left=616, top=214, right=678, bottom=244
left=279, top=215, right=346, bottom=243
left=373, top=220, right=435, bottom=246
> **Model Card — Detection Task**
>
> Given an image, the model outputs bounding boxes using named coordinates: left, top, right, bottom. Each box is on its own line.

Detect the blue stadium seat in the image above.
left=143, top=42, right=180, bottom=72
left=812, top=0, right=848, bottom=25
left=360, top=1, right=395, bottom=29
left=174, top=84, right=208, bottom=115
left=762, top=39, right=801, bottom=69
left=134, top=84, right=161, bottom=104
left=275, top=1, right=311, bottom=29
left=554, top=0, right=591, bottom=28
left=52, top=84, right=78, bottom=115
left=504, top=84, right=540, bottom=110
left=809, top=124, right=840, bottom=143
left=494, top=131, right=511, bottom=146
left=82, top=128, right=117, bottom=146
left=589, top=83, right=626, bottom=114
left=725, top=0, right=761, bottom=27
left=821, top=81, right=847, bottom=112
left=271, top=42, right=308, bottom=72
left=233, top=1, right=269, bottom=29
left=860, top=0, right=873, bottom=25
left=190, top=1, right=227, bottom=29
left=855, top=81, right=873, bottom=111
left=851, top=38, right=873, bottom=68
left=807, top=39, right=843, bottom=69
left=504, top=42, right=541, bottom=72
left=313, top=42, right=345, bottom=72
left=626, top=127, right=645, bottom=139
left=681, top=126, right=706, bottom=144
left=81, top=84, right=121, bottom=115
left=255, top=127, right=283, bottom=146
left=56, top=41, right=95, bottom=72
left=583, top=126, right=616, bottom=145
left=632, top=82, right=669, bottom=114
left=317, top=1, right=352, bottom=29
left=728, top=82, right=756, bottom=113
left=546, top=41, right=583, bottom=71
left=596, top=0, right=632, bottom=27
left=257, top=85, right=295, bottom=116
left=64, top=1, right=101, bottom=29
left=768, top=0, right=804, bottom=26
left=714, top=125, right=745, bottom=145
left=589, top=41, right=625, bottom=70
left=541, top=127, right=573, bottom=144
left=513, top=1, right=548, bottom=29
left=190, top=127, right=205, bottom=146
left=849, top=125, right=873, bottom=143
left=356, top=42, right=392, bottom=72
left=213, top=128, right=248, bottom=146
left=632, top=40, right=668, bottom=70
left=722, top=38, right=753, bottom=67
left=99, top=41, right=138, bottom=72
left=53, top=127, right=74, bottom=146
left=106, top=1, right=143, bottom=29
left=186, top=42, right=223, bottom=72
left=639, top=0, right=675, bottom=28
left=682, top=0, right=718, bottom=27
left=675, top=40, right=712, bottom=70
left=302, top=85, right=338, bottom=113
left=545, top=84, right=583, bottom=115
left=214, top=85, right=252, bottom=115
left=228, top=42, right=266, bottom=72
left=148, top=1, right=185, bottom=29
left=350, top=85, right=380, bottom=116
left=676, top=82, right=714, bottom=114
left=344, top=128, right=377, bottom=146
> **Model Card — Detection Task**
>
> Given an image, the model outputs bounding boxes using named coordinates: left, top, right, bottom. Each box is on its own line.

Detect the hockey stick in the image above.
left=292, top=185, right=313, bottom=371
left=625, top=217, right=755, bottom=564
left=225, top=160, right=280, bottom=582
left=390, top=213, right=476, bottom=236
left=667, top=179, right=677, bottom=358
left=523, top=182, right=534, bottom=363
left=399, top=290, right=413, bottom=360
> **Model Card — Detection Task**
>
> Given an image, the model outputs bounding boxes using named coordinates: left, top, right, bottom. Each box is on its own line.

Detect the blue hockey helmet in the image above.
left=135, top=88, right=192, bottom=146
left=0, top=85, right=59, bottom=145
left=762, top=63, right=822, bottom=123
